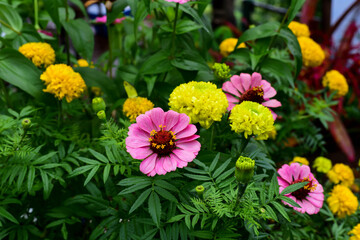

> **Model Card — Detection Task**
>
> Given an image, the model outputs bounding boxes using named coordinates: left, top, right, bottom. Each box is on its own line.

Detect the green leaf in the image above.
left=167, top=214, right=186, bottom=223
left=11, top=24, right=42, bottom=49
left=40, top=170, right=50, bottom=197
left=69, top=0, right=87, bottom=17
left=88, top=149, right=109, bottom=164
left=213, top=158, right=231, bottom=178
left=209, top=153, right=220, bottom=173
left=179, top=4, right=211, bottom=34
left=83, top=165, right=100, bottom=186
left=0, top=48, right=43, bottom=98
left=237, top=22, right=279, bottom=44
left=62, top=19, right=94, bottom=61
left=183, top=174, right=211, bottom=181
left=77, top=157, right=100, bottom=165
left=144, top=75, right=156, bottom=97
left=43, top=0, right=61, bottom=31
left=16, top=166, right=27, bottom=190
left=192, top=214, right=199, bottom=228
left=107, top=0, right=127, bottom=24
left=32, top=152, right=57, bottom=165
left=280, top=181, right=308, bottom=196
left=278, top=196, right=301, bottom=208
left=129, top=188, right=152, bottom=214
left=191, top=231, right=213, bottom=239
left=154, top=179, right=178, bottom=192
left=271, top=201, right=291, bottom=222
left=27, top=166, right=35, bottom=192
left=61, top=223, right=68, bottom=240
left=260, top=57, right=294, bottom=88
left=279, top=28, right=302, bottom=78
left=264, top=205, right=278, bottom=222
left=0, top=3, right=22, bottom=39
left=171, top=50, right=210, bottom=71
left=185, top=215, right=191, bottom=229
left=140, top=50, right=173, bottom=75
left=286, top=0, right=307, bottom=25
left=148, top=191, right=161, bottom=227
left=0, top=207, right=19, bottom=224
left=119, top=182, right=152, bottom=195
left=154, top=186, right=178, bottom=202
left=161, top=19, right=202, bottom=34
left=268, top=173, right=279, bottom=200
left=103, top=164, right=111, bottom=183
left=118, top=176, right=151, bottom=186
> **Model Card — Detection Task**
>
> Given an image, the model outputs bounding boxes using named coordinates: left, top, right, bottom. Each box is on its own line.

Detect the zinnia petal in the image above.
left=139, top=154, right=157, bottom=174
left=239, top=73, right=251, bottom=90
left=250, top=72, right=262, bottom=88
left=262, top=99, right=282, bottom=108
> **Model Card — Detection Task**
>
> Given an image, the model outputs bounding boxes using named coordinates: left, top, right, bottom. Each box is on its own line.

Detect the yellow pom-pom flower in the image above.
left=123, top=97, right=154, bottom=122
left=290, top=156, right=309, bottom=165
left=327, top=185, right=358, bottom=218
left=349, top=224, right=360, bottom=240
left=322, top=70, right=349, bottom=97
left=327, top=163, right=354, bottom=187
left=313, top=156, right=332, bottom=173
left=169, top=81, right=228, bottom=129
left=219, top=38, right=246, bottom=57
left=297, top=37, right=325, bottom=67
left=288, top=21, right=310, bottom=38
left=229, top=101, right=274, bottom=140
left=74, top=59, right=95, bottom=68
left=40, top=64, right=86, bottom=103
left=18, top=42, right=55, bottom=68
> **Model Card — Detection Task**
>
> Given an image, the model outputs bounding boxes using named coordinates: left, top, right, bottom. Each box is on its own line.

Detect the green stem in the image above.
left=34, top=0, right=40, bottom=30
left=239, top=136, right=251, bottom=155
left=64, top=0, right=70, bottom=65
left=57, top=100, right=62, bottom=128
left=170, top=3, right=179, bottom=57
left=0, top=79, right=11, bottom=108
left=235, top=182, right=248, bottom=207
left=0, top=19, right=21, bottom=35
left=209, top=124, right=215, bottom=151
left=254, top=9, right=290, bottom=72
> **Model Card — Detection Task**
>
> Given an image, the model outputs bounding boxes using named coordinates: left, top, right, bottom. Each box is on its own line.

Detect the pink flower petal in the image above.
left=262, top=99, right=282, bottom=108
left=125, top=137, right=150, bottom=148
left=263, top=87, right=277, bottom=99
left=176, top=135, right=200, bottom=143
left=126, top=146, right=153, bottom=159
left=239, top=73, right=251, bottom=91
left=277, top=177, right=290, bottom=188
left=227, top=102, right=236, bottom=111
left=222, top=81, right=240, bottom=97
left=136, top=114, right=156, bottom=133
left=260, top=80, right=271, bottom=91
left=177, top=141, right=201, bottom=153
left=155, top=157, right=167, bottom=175
left=301, top=199, right=317, bottom=215
left=268, top=109, right=277, bottom=120
left=298, top=165, right=311, bottom=179
left=164, top=110, right=179, bottom=131
left=139, top=154, right=157, bottom=174
left=172, top=149, right=196, bottom=162
left=277, top=164, right=293, bottom=184
left=171, top=153, right=189, bottom=168
left=306, top=195, right=324, bottom=208
left=250, top=72, right=262, bottom=88
left=308, top=192, right=324, bottom=201
left=290, top=163, right=301, bottom=180
left=171, top=113, right=190, bottom=133
left=176, top=124, right=197, bottom=139
left=230, top=75, right=245, bottom=93
left=149, top=108, right=165, bottom=131
left=128, top=125, right=149, bottom=140
left=162, top=156, right=176, bottom=172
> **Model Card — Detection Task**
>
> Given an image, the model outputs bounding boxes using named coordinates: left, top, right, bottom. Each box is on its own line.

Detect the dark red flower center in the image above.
left=149, top=125, right=176, bottom=156
left=291, top=177, right=317, bottom=200
left=238, top=86, right=264, bottom=104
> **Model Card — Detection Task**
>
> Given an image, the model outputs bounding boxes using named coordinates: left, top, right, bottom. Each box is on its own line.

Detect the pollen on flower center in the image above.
left=149, top=125, right=176, bottom=156
left=238, top=86, right=264, bottom=104
left=291, top=177, right=317, bottom=200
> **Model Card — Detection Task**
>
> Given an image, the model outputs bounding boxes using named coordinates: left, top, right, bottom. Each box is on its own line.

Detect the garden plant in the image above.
left=0, top=0, right=359, bottom=239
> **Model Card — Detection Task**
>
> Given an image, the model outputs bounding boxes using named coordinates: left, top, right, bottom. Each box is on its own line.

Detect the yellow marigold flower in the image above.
left=322, top=70, right=349, bottom=97
left=327, top=163, right=354, bottom=187
left=18, top=42, right=55, bottom=68
left=219, top=38, right=246, bottom=57
left=169, top=81, right=228, bottom=129
left=327, top=185, right=358, bottom=218
left=349, top=224, right=360, bottom=240
left=288, top=21, right=310, bottom=38
left=74, top=59, right=95, bottom=68
left=313, top=156, right=332, bottom=173
left=229, top=101, right=274, bottom=140
left=298, top=37, right=325, bottom=67
left=123, top=97, right=154, bottom=122
left=290, top=156, right=309, bottom=165
left=40, top=64, right=86, bottom=103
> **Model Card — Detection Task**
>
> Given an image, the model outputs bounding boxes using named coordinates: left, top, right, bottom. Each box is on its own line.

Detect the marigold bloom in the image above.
left=74, top=59, right=95, bottom=68
left=290, top=156, right=309, bottom=165
left=327, top=185, right=358, bottom=218
left=165, top=0, right=191, bottom=4
left=349, top=224, right=360, bottom=240
left=222, top=72, right=281, bottom=119
left=322, top=70, right=349, bottom=97
left=212, top=63, right=231, bottom=80
left=312, top=156, right=332, bottom=173
left=18, top=42, right=55, bottom=68
left=126, top=108, right=201, bottom=176
left=288, top=21, right=310, bottom=38
left=327, top=163, right=354, bottom=187
left=229, top=101, right=274, bottom=140
left=169, top=81, right=228, bottom=129
left=40, top=64, right=86, bottom=103
left=123, top=97, right=154, bottom=122
left=219, top=38, right=246, bottom=57
left=298, top=37, right=325, bottom=67
left=278, top=163, right=324, bottom=215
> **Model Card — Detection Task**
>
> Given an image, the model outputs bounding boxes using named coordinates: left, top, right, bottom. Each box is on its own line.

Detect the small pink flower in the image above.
left=95, top=16, right=107, bottom=23
left=277, top=163, right=324, bottom=215
left=126, top=108, right=201, bottom=176
left=37, top=29, right=53, bottom=37
left=114, top=17, right=126, bottom=24
left=165, top=0, right=191, bottom=4
left=222, top=72, right=281, bottom=119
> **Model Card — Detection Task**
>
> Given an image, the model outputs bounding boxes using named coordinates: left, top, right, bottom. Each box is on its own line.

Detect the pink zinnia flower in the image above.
left=165, top=0, right=191, bottom=4
left=222, top=72, right=281, bottom=119
left=277, top=163, right=324, bottom=215
left=126, top=108, right=201, bottom=176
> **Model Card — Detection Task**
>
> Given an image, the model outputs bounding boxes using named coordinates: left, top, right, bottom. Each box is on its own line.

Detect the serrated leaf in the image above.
left=268, top=173, right=279, bottom=200
left=209, top=153, right=220, bottom=172
left=154, top=179, right=178, bottom=192
left=40, top=170, right=50, bottom=196
left=0, top=207, right=19, bottom=224
left=88, top=149, right=109, bottom=163
left=185, top=215, right=191, bottom=229
left=119, top=181, right=152, bottom=195
left=183, top=174, right=211, bottom=181
left=192, top=214, right=199, bottom=228
left=129, top=188, right=152, bottom=214
left=27, top=166, right=35, bottom=192
left=278, top=196, right=301, bottom=208
left=154, top=186, right=177, bottom=202
left=148, top=192, right=161, bottom=227
left=167, top=214, right=186, bottom=223
left=271, top=201, right=291, bottom=222
left=83, top=165, right=100, bottom=186
left=280, top=181, right=308, bottom=196
left=213, top=158, right=231, bottom=178
left=103, top=164, right=111, bottom=183
left=264, top=205, right=278, bottom=222
left=17, top=166, right=27, bottom=190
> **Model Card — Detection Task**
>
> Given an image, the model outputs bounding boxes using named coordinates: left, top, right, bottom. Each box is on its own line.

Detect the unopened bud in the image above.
left=92, top=97, right=106, bottom=113
left=195, top=185, right=205, bottom=196
left=212, top=63, right=231, bottom=80
left=235, top=156, right=255, bottom=183
left=22, top=118, right=31, bottom=129
left=97, top=110, right=106, bottom=120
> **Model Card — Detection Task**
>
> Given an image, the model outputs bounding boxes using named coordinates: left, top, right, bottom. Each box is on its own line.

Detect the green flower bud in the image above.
left=196, top=185, right=205, bottom=194
left=235, top=156, right=255, bottom=183
left=92, top=97, right=106, bottom=113
left=21, top=118, right=31, bottom=129
left=97, top=110, right=106, bottom=120
left=212, top=63, right=231, bottom=80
